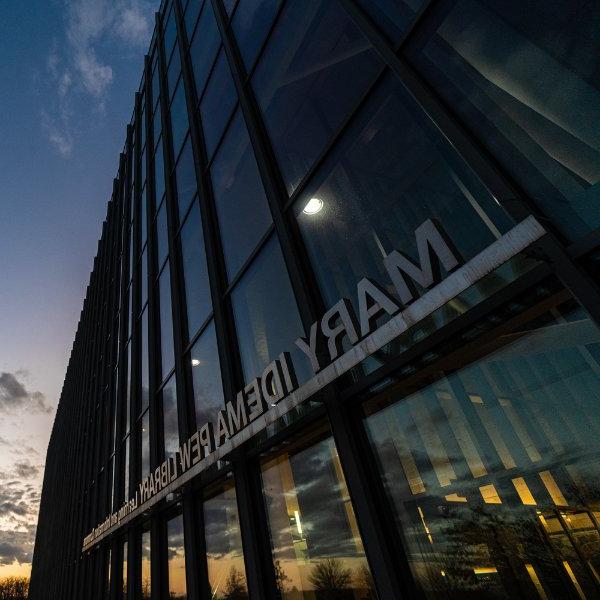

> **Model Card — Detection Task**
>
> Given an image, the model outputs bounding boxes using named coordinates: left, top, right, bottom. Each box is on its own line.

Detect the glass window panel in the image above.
left=180, top=201, right=211, bottom=338
left=200, top=49, right=237, bottom=159
left=211, top=109, right=272, bottom=280
left=125, top=342, right=131, bottom=434
left=162, top=374, right=179, bottom=459
left=167, top=43, right=181, bottom=101
left=141, top=308, right=149, bottom=411
left=123, top=437, right=130, bottom=501
left=141, top=410, right=150, bottom=477
left=128, top=218, right=134, bottom=267
left=105, top=548, right=111, bottom=597
left=122, top=540, right=128, bottom=599
left=141, top=147, right=147, bottom=186
left=127, top=283, right=133, bottom=338
left=184, top=0, right=202, bottom=40
left=112, top=368, right=119, bottom=454
left=252, top=0, right=382, bottom=195
left=153, top=106, right=162, bottom=152
left=408, top=0, right=600, bottom=240
left=163, top=8, right=177, bottom=60
left=223, top=0, right=236, bottom=16
left=261, top=432, right=374, bottom=599
left=141, top=530, right=151, bottom=600
left=294, top=74, right=513, bottom=309
left=190, top=321, right=224, bottom=427
left=231, top=235, right=310, bottom=385
left=203, top=482, right=247, bottom=598
left=170, top=80, right=189, bottom=158
left=175, top=136, right=197, bottom=220
left=110, top=455, right=116, bottom=512
left=152, top=56, right=160, bottom=110
left=140, top=187, right=147, bottom=250
left=189, top=2, right=220, bottom=96
left=364, top=295, right=600, bottom=599
left=167, top=514, right=187, bottom=600
left=159, top=262, right=175, bottom=378
left=355, top=0, right=425, bottom=42
left=140, top=104, right=146, bottom=152
left=232, top=0, right=282, bottom=71
left=156, top=200, right=169, bottom=270
left=154, top=138, right=165, bottom=206
left=140, top=246, right=148, bottom=310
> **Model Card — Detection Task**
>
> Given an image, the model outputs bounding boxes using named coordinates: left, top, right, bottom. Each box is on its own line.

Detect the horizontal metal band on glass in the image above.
left=82, top=214, right=546, bottom=552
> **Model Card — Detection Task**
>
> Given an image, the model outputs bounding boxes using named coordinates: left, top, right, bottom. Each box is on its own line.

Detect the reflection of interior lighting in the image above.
left=191, top=358, right=201, bottom=367
left=512, top=477, right=537, bottom=506
left=440, top=571, right=446, bottom=577
left=294, top=510, right=303, bottom=537
left=479, top=484, right=502, bottom=504
left=417, top=506, right=433, bottom=545
left=473, top=567, right=498, bottom=575
left=525, top=564, right=549, bottom=600
left=445, top=493, right=468, bottom=503
left=539, top=470, right=568, bottom=506
left=302, top=197, right=323, bottom=215
left=563, top=561, right=586, bottom=599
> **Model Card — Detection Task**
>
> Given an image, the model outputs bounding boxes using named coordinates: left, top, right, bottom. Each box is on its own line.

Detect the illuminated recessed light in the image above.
left=191, top=358, right=201, bottom=367
left=302, top=197, right=323, bottom=215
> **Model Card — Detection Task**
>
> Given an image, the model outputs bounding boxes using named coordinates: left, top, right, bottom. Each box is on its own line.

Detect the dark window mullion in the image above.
left=210, top=0, right=326, bottom=330
left=156, top=10, right=195, bottom=448
left=143, top=51, right=161, bottom=492
left=174, top=0, right=244, bottom=406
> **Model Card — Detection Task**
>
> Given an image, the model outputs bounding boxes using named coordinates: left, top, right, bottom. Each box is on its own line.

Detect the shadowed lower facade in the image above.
left=29, top=0, right=600, bottom=599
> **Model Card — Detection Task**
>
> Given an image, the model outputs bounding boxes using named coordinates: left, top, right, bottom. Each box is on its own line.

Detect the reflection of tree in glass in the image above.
left=308, top=558, right=353, bottom=599
left=274, top=559, right=290, bottom=594
left=214, top=565, right=247, bottom=600
left=355, top=564, right=376, bottom=599
left=141, top=576, right=150, bottom=600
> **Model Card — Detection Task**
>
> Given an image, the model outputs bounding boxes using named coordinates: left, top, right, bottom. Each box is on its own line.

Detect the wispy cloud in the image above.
left=42, top=0, right=157, bottom=155
left=0, top=372, right=52, bottom=414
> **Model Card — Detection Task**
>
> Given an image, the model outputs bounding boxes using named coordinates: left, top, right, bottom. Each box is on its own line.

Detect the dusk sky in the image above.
left=0, top=0, right=158, bottom=578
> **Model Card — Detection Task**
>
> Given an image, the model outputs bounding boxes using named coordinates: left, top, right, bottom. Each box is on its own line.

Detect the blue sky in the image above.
left=0, top=0, right=158, bottom=577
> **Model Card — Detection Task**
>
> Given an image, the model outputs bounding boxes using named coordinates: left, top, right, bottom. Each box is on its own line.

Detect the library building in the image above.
left=30, top=0, right=600, bottom=599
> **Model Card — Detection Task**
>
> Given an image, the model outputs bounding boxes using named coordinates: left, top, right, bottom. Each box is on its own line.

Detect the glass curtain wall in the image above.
left=365, top=293, right=600, bottom=599
left=203, top=481, right=248, bottom=599
left=261, top=428, right=376, bottom=599
left=167, top=514, right=187, bottom=600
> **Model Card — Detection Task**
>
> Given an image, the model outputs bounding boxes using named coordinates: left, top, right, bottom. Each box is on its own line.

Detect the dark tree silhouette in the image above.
left=308, top=558, right=353, bottom=599
left=0, top=576, right=29, bottom=600
left=222, top=565, right=247, bottom=599
left=274, top=559, right=290, bottom=595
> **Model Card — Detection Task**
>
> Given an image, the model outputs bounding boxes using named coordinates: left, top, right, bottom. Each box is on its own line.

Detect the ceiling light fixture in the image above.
left=302, top=197, right=323, bottom=215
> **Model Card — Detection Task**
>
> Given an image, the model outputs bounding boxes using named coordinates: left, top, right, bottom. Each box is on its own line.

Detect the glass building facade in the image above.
left=29, top=1, right=600, bottom=599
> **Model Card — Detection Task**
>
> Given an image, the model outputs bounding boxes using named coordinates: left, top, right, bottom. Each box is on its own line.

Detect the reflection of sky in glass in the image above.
left=162, top=375, right=179, bottom=459
left=141, top=530, right=151, bottom=600
left=203, top=482, right=248, bottom=598
left=231, top=235, right=312, bottom=386
left=190, top=321, right=224, bottom=427
left=167, top=515, right=187, bottom=598
left=122, top=540, right=128, bottom=598
left=261, top=435, right=373, bottom=597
